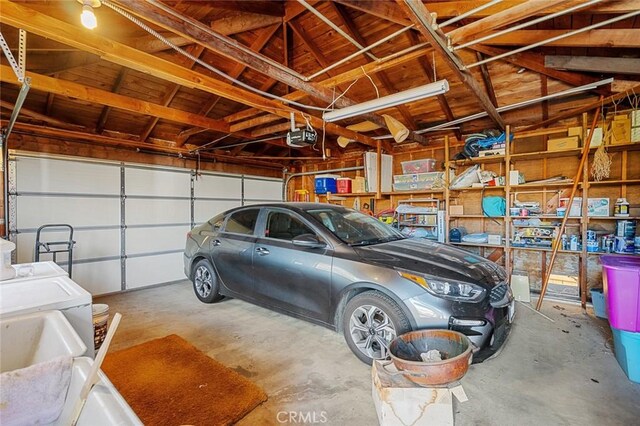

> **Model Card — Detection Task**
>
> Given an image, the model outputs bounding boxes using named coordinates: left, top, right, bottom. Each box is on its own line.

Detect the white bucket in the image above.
left=92, top=304, right=109, bottom=351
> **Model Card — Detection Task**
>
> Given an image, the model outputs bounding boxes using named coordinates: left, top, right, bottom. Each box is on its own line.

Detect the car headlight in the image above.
left=398, top=270, right=485, bottom=302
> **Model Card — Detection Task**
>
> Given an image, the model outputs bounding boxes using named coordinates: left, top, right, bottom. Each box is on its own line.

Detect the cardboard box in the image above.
left=568, top=126, right=583, bottom=141
left=352, top=176, right=367, bottom=193
left=631, top=110, right=640, bottom=143
left=449, top=205, right=464, bottom=215
left=548, top=136, right=579, bottom=151
left=488, top=234, right=501, bottom=245
left=610, top=117, right=631, bottom=145
left=587, top=198, right=610, bottom=217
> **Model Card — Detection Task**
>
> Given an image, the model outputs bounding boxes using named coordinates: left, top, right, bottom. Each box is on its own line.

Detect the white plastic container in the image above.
left=0, top=310, right=86, bottom=373
left=0, top=238, right=16, bottom=281
left=55, top=357, right=143, bottom=425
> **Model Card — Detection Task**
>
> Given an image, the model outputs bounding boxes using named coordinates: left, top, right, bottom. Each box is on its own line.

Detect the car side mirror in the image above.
left=292, top=234, right=326, bottom=249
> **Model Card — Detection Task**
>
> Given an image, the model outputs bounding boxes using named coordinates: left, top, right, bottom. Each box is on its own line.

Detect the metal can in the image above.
left=586, top=230, right=597, bottom=242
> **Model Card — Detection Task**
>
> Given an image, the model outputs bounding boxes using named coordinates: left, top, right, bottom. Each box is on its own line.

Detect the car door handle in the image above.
left=255, top=247, right=270, bottom=255
left=213, top=239, right=221, bottom=247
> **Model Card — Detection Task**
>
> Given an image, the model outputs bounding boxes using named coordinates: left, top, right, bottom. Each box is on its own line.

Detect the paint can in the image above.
left=616, top=220, right=636, bottom=238
left=586, top=230, right=597, bottom=242
left=509, top=207, right=521, bottom=217
left=614, top=237, right=635, bottom=254
left=92, top=304, right=109, bottom=351
left=614, top=198, right=630, bottom=217
left=520, top=208, right=529, bottom=217
left=587, top=241, right=600, bottom=253
left=556, top=207, right=567, bottom=217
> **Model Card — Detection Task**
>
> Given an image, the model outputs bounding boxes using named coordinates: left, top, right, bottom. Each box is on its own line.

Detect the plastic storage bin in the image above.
left=314, top=174, right=339, bottom=194
left=590, top=288, right=608, bottom=319
left=336, top=178, right=352, bottom=194
left=401, top=159, right=436, bottom=174
left=602, top=255, right=640, bottom=332
left=610, top=327, right=640, bottom=383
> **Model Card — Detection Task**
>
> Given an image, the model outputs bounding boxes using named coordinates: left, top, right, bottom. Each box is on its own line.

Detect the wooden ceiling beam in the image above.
left=0, top=2, right=381, bottom=149
left=223, top=45, right=434, bottom=124
left=480, top=29, right=640, bottom=48
left=112, top=0, right=344, bottom=107
left=334, top=0, right=413, bottom=26
left=397, top=0, right=505, bottom=130
left=138, top=44, right=207, bottom=143
left=210, top=12, right=282, bottom=35
left=331, top=2, right=417, bottom=131
left=447, top=0, right=575, bottom=45
left=0, top=65, right=234, bottom=135
left=174, top=24, right=280, bottom=146
left=475, top=52, right=499, bottom=107
left=210, top=1, right=284, bottom=17
left=0, top=100, right=86, bottom=131
left=404, top=1, right=640, bottom=18
left=406, top=32, right=463, bottom=141
left=544, top=55, right=640, bottom=75
left=469, top=45, right=610, bottom=95
left=4, top=121, right=282, bottom=169
left=96, top=68, right=130, bottom=134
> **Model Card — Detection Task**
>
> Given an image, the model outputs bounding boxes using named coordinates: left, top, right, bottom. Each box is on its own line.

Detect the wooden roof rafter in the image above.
left=397, top=0, right=506, bottom=130
left=0, top=1, right=384, bottom=151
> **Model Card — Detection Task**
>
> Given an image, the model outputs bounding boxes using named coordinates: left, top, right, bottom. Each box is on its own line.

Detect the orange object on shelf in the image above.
left=293, top=189, right=309, bottom=202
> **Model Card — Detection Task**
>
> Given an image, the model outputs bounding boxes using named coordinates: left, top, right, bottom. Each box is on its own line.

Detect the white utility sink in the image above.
left=56, top=357, right=142, bottom=426
left=0, top=310, right=87, bottom=373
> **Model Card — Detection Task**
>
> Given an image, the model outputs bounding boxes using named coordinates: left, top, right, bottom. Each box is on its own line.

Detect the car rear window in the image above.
left=225, top=209, right=259, bottom=235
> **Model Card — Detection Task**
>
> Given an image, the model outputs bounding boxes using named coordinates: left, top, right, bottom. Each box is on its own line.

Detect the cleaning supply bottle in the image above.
left=0, top=238, right=16, bottom=281
left=614, top=198, right=630, bottom=217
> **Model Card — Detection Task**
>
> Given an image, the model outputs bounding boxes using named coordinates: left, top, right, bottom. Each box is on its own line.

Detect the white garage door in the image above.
left=8, top=153, right=283, bottom=296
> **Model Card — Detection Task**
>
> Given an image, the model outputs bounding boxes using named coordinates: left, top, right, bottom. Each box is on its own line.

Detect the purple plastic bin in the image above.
left=602, top=255, right=640, bottom=332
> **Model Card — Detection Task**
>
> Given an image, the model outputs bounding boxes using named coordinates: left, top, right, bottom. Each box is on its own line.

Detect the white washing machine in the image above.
left=0, top=273, right=94, bottom=357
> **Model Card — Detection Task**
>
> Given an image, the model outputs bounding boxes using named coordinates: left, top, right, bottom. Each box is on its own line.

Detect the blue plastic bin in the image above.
left=611, top=327, right=640, bottom=383
left=590, top=288, right=608, bottom=319
left=314, top=175, right=338, bottom=195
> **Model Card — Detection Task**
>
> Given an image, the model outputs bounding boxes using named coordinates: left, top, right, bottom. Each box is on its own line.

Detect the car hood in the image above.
left=354, top=238, right=505, bottom=288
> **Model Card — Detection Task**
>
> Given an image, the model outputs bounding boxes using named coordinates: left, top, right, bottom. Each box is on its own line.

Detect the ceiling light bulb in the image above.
left=81, top=4, right=97, bottom=29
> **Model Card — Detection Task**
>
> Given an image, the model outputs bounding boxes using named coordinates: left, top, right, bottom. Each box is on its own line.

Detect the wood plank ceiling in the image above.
left=1, top=0, right=639, bottom=169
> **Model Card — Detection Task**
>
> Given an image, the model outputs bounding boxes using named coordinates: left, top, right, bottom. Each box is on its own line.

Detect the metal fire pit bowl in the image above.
left=389, top=329, right=472, bottom=386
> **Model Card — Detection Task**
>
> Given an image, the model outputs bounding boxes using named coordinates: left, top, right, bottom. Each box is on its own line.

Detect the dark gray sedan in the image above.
left=184, top=203, right=513, bottom=364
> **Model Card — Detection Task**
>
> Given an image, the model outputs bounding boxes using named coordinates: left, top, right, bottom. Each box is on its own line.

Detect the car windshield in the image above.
left=306, top=208, right=404, bottom=246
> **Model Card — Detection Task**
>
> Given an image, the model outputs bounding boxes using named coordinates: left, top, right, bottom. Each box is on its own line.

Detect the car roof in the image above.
left=225, top=202, right=348, bottom=215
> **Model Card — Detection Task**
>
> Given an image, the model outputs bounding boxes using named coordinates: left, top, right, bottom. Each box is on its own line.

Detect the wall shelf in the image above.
left=450, top=242, right=504, bottom=249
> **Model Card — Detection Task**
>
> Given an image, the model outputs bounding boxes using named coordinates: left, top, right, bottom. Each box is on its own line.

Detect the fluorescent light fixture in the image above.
left=323, top=80, right=449, bottom=122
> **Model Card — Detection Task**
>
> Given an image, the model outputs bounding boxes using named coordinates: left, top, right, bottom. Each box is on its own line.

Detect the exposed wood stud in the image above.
left=95, top=68, right=130, bottom=134
left=544, top=55, right=640, bottom=75
left=475, top=52, right=499, bottom=107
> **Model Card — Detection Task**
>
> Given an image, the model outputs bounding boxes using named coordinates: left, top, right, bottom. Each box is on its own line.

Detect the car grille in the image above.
left=490, top=283, right=510, bottom=308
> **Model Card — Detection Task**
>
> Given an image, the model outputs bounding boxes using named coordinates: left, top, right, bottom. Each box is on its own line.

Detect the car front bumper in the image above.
left=403, top=292, right=514, bottom=363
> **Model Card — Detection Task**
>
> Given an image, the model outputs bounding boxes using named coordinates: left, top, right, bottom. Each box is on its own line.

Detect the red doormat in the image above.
left=102, top=334, right=267, bottom=425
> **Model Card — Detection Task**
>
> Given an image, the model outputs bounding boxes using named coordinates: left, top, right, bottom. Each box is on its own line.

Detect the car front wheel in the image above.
left=192, top=259, right=223, bottom=303
left=342, top=291, right=411, bottom=365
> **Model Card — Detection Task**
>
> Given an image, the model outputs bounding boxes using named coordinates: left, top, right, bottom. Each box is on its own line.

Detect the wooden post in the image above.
left=580, top=112, right=589, bottom=310
left=536, top=106, right=600, bottom=311
left=504, top=125, right=512, bottom=276
left=444, top=136, right=450, bottom=242
left=376, top=141, right=382, bottom=201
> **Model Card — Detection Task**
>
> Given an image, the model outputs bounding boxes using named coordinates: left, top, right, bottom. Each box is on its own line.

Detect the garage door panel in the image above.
left=125, top=167, right=190, bottom=197
left=126, top=226, right=189, bottom=255
left=194, top=174, right=242, bottom=198
left=16, top=228, right=120, bottom=263
left=16, top=196, right=120, bottom=228
left=72, top=260, right=121, bottom=296
left=126, top=253, right=185, bottom=289
left=194, top=200, right=240, bottom=223
left=244, top=178, right=282, bottom=201
left=126, top=199, right=190, bottom=225
left=15, top=157, right=120, bottom=195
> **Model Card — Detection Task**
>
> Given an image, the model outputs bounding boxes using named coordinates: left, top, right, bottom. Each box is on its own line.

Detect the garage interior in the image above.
left=1, top=0, right=639, bottom=425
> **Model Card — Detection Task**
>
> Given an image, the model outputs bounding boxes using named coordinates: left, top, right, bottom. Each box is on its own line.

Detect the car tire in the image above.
left=192, top=259, right=223, bottom=304
left=342, top=291, right=411, bottom=365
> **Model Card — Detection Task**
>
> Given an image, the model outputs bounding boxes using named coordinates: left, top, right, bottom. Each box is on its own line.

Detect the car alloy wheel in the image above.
left=348, top=304, right=397, bottom=360
left=194, top=264, right=213, bottom=299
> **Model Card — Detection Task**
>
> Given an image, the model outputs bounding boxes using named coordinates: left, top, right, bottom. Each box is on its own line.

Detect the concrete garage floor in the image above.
left=99, top=281, right=640, bottom=425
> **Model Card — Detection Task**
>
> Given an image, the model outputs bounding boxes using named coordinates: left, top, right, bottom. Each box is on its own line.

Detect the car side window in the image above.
left=266, top=211, right=315, bottom=241
left=210, top=215, right=224, bottom=232
left=224, top=209, right=259, bottom=235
